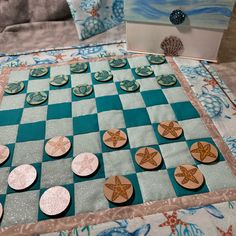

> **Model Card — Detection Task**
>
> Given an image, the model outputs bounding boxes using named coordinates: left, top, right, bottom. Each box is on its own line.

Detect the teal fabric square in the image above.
left=167, top=167, right=209, bottom=197
left=0, top=109, right=22, bottom=126
left=108, top=173, right=143, bottom=208
left=38, top=183, right=75, bottom=221
left=29, top=68, right=50, bottom=80
left=171, top=102, right=199, bottom=121
left=0, top=195, right=6, bottom=207
left=71, top=88, right=95, bottom=102
left=47, top=103, right=72, bottom=120
left=96, top=95, right=122, bottom=112
left=141, top=90, right=168, bottom=107
left=91, top=73, right=114, bottom=85
left=73, top=153, right=105, bottom=183
left=4, top=81, right=28, bottom=97
left=49, top=77, right=71, bottom=90
left=123, top=108, right=151, bottom=128
left=71, top=63, right=90, bottom=74
left=24, top=91, right=48, bottom=108
left=17, top=121, right=45, bottom=142
left=73, top=114, right=99, bottom=135
left=0, top=144, right=14, bottom=168
left=131, top=68, right=155, bottom=80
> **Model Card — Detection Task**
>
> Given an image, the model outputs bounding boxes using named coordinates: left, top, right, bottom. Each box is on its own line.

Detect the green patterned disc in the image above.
left=135, top=66, right=154, bottom=77
left=109, top=58, right=127, bottom=68
left=94, top=70, right=113, bottom=82
left=70, top=63, right=88, bottom=73
left=120, top=80, right=140, bottom=92
left=73, top=84, right=93, bottom=97
left=157, top=74, right=177, bottom=86
left=5, top=81, right=25, bottom=94
left=26, top=92, right=48, bottom=105
left=50, top=75, right=69, bottom=87
left=147, top=55, right=166, bottom=65
left=30, top=67, right=48, bottom=77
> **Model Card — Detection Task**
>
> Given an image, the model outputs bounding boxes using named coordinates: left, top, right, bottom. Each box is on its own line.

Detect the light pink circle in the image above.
left=0, top=203, right=3, bottom=220
left=72, top=153, right=99, bottom=177
left=0, top=145, right=10, bottom=165
left=8, top=164, right=37, bottom=191
left=39, top=186, right=70, bottom=216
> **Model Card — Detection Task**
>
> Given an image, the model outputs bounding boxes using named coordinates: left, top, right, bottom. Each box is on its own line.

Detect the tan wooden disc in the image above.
left=190, top=141, right=218, bottom=164
left=103, top=129, right=127, bottom=149
left=158, top=121, right=183, bottom=139
left=0, top=145, right=10, bottom=165
left=104, top=176, right=133, bottom=204
left=8, top=164, right=37, bottom=191
left=39, top=186, right=70, bottom=216
left=174, top=164, right=204, bottom=190
left=0, top=203, right=3, bottom=220
left=135, top=147, right=162, bottom=170
left=45, top=136, right=71, bottom=157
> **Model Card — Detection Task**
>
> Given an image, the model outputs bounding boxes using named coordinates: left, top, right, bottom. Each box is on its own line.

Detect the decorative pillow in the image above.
left=67, top=0, right=124, bottom=40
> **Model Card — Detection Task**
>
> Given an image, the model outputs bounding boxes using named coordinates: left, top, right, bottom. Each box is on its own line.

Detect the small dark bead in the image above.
left=169, top=9, right=186, bottom=25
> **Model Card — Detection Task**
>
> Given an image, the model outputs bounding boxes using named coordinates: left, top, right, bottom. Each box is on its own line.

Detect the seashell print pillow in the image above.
left=67, top=0, right=124, bottom=40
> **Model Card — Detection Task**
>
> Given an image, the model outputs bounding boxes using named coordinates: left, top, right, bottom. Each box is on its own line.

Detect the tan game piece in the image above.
left=135, top=147, right=162, bottom=170
left=190, top=141, right=218, bottom=164
left=39, top=186, right=70, bottom=216
left=174, top=164, right=204, bottom=190
left=0, top=145, right=10, bottom=165
left=8, top=164, right=37, bottom=191
left=103, top=129, right=127, bottom=148
left=104, top=176, right=133, bottom=204
left=45, top=136, right=71, bottom=158
left=72, top=153, right=99, bottom=177
left=158, top=121, right=183, bottom=139
left=0, top=203, right=3, bottom=220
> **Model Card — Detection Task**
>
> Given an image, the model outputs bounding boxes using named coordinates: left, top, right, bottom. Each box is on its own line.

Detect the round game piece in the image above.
left=104, top=176, right=133, bottom=204
left=73, top=84, right=93, bottom=97
left=174, top=164, right=204, bottom=190
left=135, top=66, right=154, bottom=77
left=157, top=74, right=177, bottom=87
left=190, top=141, right=218, bottom=164
left=26, top=91, right=48, bottom=105
left=147, top=55, right=166, bottom=65
left=50, top=75, right=69, bottom=87
left=8, top=164, right=37, bottom=191
left=103, top=128, right=127, bottom=149
left=71, top=153, right=99, bottom=177
left=0, top=145, right=10, bottom=165
left=94, top=70, right=113, bottom=82
left=45, top=136, right=71, bottom=158
left=30, top=67, right=48, bottom=77
left=158, top=121, right=183, bottom=139
left=109, top=58, right=127, bottom=68
left=0, top=203, right=3, bottom=220
left=4, top=81, right=25, bottom=95
left=135, top=147, right=162, bottom=170
left=70, top=62, right=88, bottom=73
left=39, top=186, right=70, bottom=216
left=120, top=80, right=140, bottom=92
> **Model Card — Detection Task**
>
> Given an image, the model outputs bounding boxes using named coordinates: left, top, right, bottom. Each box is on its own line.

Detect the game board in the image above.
left=0, top=54, right=236, bottom=234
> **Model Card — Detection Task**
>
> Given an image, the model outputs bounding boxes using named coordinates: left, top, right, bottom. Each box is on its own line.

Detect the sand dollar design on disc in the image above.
left=50, top=75, right=69, bottom=87
left=26, top=91, right=48, bottom=105
left=72, top=153, right=99, bottom=177
left=94, top=70, right=113, bottom=82
left=190, top=141, right=218, bottom=164
left=45, top=136, right=71, bottom=158
left=4, top=81, right=24, bottom=95
left=73, top=84, right=93, bottom=97
left=0, top=203, right=3, bottom=220
left=109, top=58, right=127, bottom=68
left=8, top=164, right=37, bottom=191
left=30, top=67, right=48, bottom=77
left=174, top=165, right=204, bottom=190
left=120, top=80, right=140, bottom=92
left=39, top=186, right=70, bottom=216
left=147, top=55, right=166, bottom=65
left=135, top=147, right=162, bottom=170
left=0, top=145, right=10, bottom=165
left=104, top=176, right=133, bottom=204
left=135, top=66, right=154, bottom=77
left=158, top=121, right=183, bottom=139
left=70, top=62, right=88, bottom=73
left=103, top=128, right=127, bottom=149
left=157, top=74, right=177, bottom=87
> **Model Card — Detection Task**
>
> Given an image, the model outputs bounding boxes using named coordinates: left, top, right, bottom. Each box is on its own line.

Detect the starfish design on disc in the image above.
left=78, top=155, right=95, bottom=174
left=137, top=148, right=158, bottom=166
left=175, top=166, right=199, bottom=185
left=158, top=121, right=182, bottom=139
left=103, top=129, right=127, bottom=148
left=216, top=225, right=233, bottom=236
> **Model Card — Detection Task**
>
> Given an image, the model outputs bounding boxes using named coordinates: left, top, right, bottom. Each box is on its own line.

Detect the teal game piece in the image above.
left=4, top=81, right=24, bottom=94
left=30, top=68, right=48, bottom=77
left=26, top=91, right=48, bottom=105
left=135, top=66, right=154, bottom=77
left=70, top=62, right=88, bottom=73
left=50, top=75, right=69, bottom=87
left=94, top=70, right=113, bottom=82
left=120, top=80, right=140, bottom=92
left=147, top=55, right=166, bottom=65
left=73, top=84, right=93, bottom=97
left=157, top=74, right=177, bottom=86
left=109, top=58, right=127, bottom=68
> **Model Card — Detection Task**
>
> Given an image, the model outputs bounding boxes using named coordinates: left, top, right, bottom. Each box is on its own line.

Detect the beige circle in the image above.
left=103, top=129, right=127, bottom=149
left=0, top=203, right=3, bottom=220
left=8, top=164, right=37, bottom=191
left=174, top=164, right=204, bottom=190
left=158, top=121, right=183, bottom=139
left=0, top=145, right=10, bottom=165
left=39, top=186, right=70, bottom=216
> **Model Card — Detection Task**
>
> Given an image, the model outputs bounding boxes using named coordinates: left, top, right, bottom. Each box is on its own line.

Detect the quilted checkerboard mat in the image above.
left=0, top=55, right=235, bottom=228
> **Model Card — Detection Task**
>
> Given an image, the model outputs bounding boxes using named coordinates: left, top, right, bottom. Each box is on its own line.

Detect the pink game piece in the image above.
left=0, top=203, right=3, bottom=220
left=0, top=145, right=10, bottom=165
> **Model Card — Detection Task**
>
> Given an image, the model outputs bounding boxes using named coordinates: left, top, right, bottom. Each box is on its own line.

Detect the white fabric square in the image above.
left=89, top=61, right=110, bottom=73
left=48, top=88, right=72, bottom=105
left=139, top=78, right=161, bottom=91
left=152, top=64, right=173, bottom=76
left=9, top=70, right=30, bottom=82
left=94, top=83, right=118, bottom=97
left=127, top=56, right=149, bottom=68
left=119, top=93, right=145, bottom=110
left=50, top=65, right=70, bottom=77
left=163, top=87, right=188, bottom=104
left=71, top=73, right=92, bottom=87
left=0, top=125, right=18, bottom=144
left=27, top=79, right=49, bottom=92
left=21, top=106, right=47, bottom=124
left=0, top=94, right=26, bottom=111
left=72, top=98, right=97, bottom=117
left=112, top=69, right=134, bottom=82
